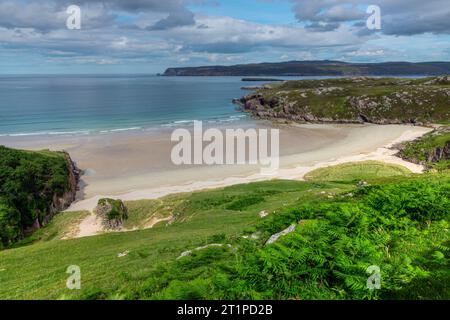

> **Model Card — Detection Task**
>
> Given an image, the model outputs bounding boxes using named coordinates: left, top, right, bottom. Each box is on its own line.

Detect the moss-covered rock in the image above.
left=94, top=198, right=128, bottom=230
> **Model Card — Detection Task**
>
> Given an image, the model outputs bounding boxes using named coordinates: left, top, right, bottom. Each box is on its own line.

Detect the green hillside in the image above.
left=234, top=76, right=450, bottom=125
left=0, top=162, right=448, bottom=300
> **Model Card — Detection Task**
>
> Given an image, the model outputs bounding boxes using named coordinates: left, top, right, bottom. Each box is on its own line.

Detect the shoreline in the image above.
left=65, top=123, right=432, bottom=212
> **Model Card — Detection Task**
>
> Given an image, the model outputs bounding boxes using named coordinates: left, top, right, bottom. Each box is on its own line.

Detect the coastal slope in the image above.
left=233, top=76, right=450, bottom=125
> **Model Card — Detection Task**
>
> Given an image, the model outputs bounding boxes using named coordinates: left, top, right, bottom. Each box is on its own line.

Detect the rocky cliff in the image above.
left=396, top=126, right=450, bottom=170
left=42, top=152, right=80, bottom=226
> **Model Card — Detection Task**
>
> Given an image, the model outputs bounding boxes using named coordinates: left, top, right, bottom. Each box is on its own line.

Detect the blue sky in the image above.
left=0, top=0, right=449, bottom=74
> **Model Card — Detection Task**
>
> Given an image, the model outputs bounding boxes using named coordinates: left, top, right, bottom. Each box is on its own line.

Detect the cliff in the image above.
left=42, top=152, right=80, bottom=226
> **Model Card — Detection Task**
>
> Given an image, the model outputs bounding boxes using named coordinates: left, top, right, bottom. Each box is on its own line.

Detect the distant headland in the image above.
left=162, top=60, right=450, bottom=77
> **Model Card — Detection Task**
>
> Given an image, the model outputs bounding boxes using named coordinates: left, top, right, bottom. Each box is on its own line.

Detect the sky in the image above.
left=0, top=0, right=449, bottom=74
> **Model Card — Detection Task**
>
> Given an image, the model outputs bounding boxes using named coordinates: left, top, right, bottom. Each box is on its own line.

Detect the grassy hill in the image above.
left=234, top=76, right=450, bottom=125
left=0, top=162, right=448, bottom=300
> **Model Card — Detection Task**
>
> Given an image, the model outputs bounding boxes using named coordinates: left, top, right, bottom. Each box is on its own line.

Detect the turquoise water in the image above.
left=0, top=75, right=253, bottom=136
left=0, top=75, right=342, bottom=136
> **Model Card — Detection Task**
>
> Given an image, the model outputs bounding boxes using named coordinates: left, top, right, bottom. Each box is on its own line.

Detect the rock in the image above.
left=424, top=76, right=450, bottom=85
left=117, top=250, right=129, bottom=258
left=25, top=152, right=81, bottom=234
left=265, top=224, right=296, bottom=245
left=94, top=198, right=128, bottom=230
left=259, top=210, right=269, bottom=218
left=176, top=243, right=231, bottom=260
left=357, top=180, right=369, bottom=187
left=242, top=232, right=261, bottom=240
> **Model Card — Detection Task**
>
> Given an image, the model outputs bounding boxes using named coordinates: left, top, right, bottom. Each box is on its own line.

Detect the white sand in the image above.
left=67, top=124, right=431, bottom=213
left=75, top=214, right=103, bottom=238
left=1, top=121, right=432, bottom=239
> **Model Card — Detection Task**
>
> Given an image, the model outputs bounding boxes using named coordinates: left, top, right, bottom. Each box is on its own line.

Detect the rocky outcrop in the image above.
left=426, top=141, right=450, bottom=163
left=94, top=198, right=128, bottom=230
left=423, top=75, right=450, bottom=85
left=233, top=77, right=450, bottom=125
left=265, top=224, right=296, bottom=245
left=42, top=152, right=80, bottom=226
left=396, top=127, right=450, bottom=169
left=176, top=244, right=232, bottom=260
left=25, top=152, right=80, bottom=232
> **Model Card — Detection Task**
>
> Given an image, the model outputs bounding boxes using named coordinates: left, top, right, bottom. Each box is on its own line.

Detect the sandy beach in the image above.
left=0, top=121, right=432, bottom=212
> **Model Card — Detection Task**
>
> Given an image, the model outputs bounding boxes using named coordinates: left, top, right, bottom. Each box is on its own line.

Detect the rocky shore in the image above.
left=233, top=76, right=450, bottom=125
left=396, top=126, right=450, bottom=170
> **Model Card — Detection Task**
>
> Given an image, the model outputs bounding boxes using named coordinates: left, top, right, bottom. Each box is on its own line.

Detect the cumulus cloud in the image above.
left=163, top=15, right=365, bottom=54
left=0, top=0, right=448, bottom=72
left=289, top=0, right=450, bottom=35
left=147, top=8, right=195, bottom=30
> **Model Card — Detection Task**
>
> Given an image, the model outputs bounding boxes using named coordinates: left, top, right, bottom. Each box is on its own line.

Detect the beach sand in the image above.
left=0, top=121, right=432, bottom=212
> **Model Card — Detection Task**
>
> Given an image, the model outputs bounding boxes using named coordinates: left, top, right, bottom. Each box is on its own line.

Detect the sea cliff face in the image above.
left=41, top=152, right=80, bottom=227
left=233, top=76, right=450, bottom=125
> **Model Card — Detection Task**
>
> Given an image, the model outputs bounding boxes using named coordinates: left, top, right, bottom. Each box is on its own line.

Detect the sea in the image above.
left=0, top=74, right=328, bottom=137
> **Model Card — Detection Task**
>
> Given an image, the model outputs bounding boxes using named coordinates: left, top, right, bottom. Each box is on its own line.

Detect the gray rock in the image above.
left=265, top=224, right=296, bottom=245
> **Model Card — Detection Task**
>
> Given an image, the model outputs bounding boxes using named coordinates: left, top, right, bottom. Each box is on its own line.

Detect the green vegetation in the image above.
left=11, top=211, right=89, bottom=248
left=0, top=162, right=448, bottom=300
left=399, top=127, right=450, bottom=171
left=96, top=198, right=128, bottom=221
left=238, top=76, right=450, bottom=124
left=304, top=161, right=411, bottom=182
left=0, top=146, right=72, bottom=248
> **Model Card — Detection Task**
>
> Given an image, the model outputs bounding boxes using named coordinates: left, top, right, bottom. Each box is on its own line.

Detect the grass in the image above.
left=11, top=211, right=90, bottom=247
left=0, top=179, right=346, bottom=299
left=0, top=162, right=447, bottom=300
left=246, top=77, right=450, bottom=124
left=399, top=127, right=450, bottom=170
left=304, top=161, right=412, bottom=182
